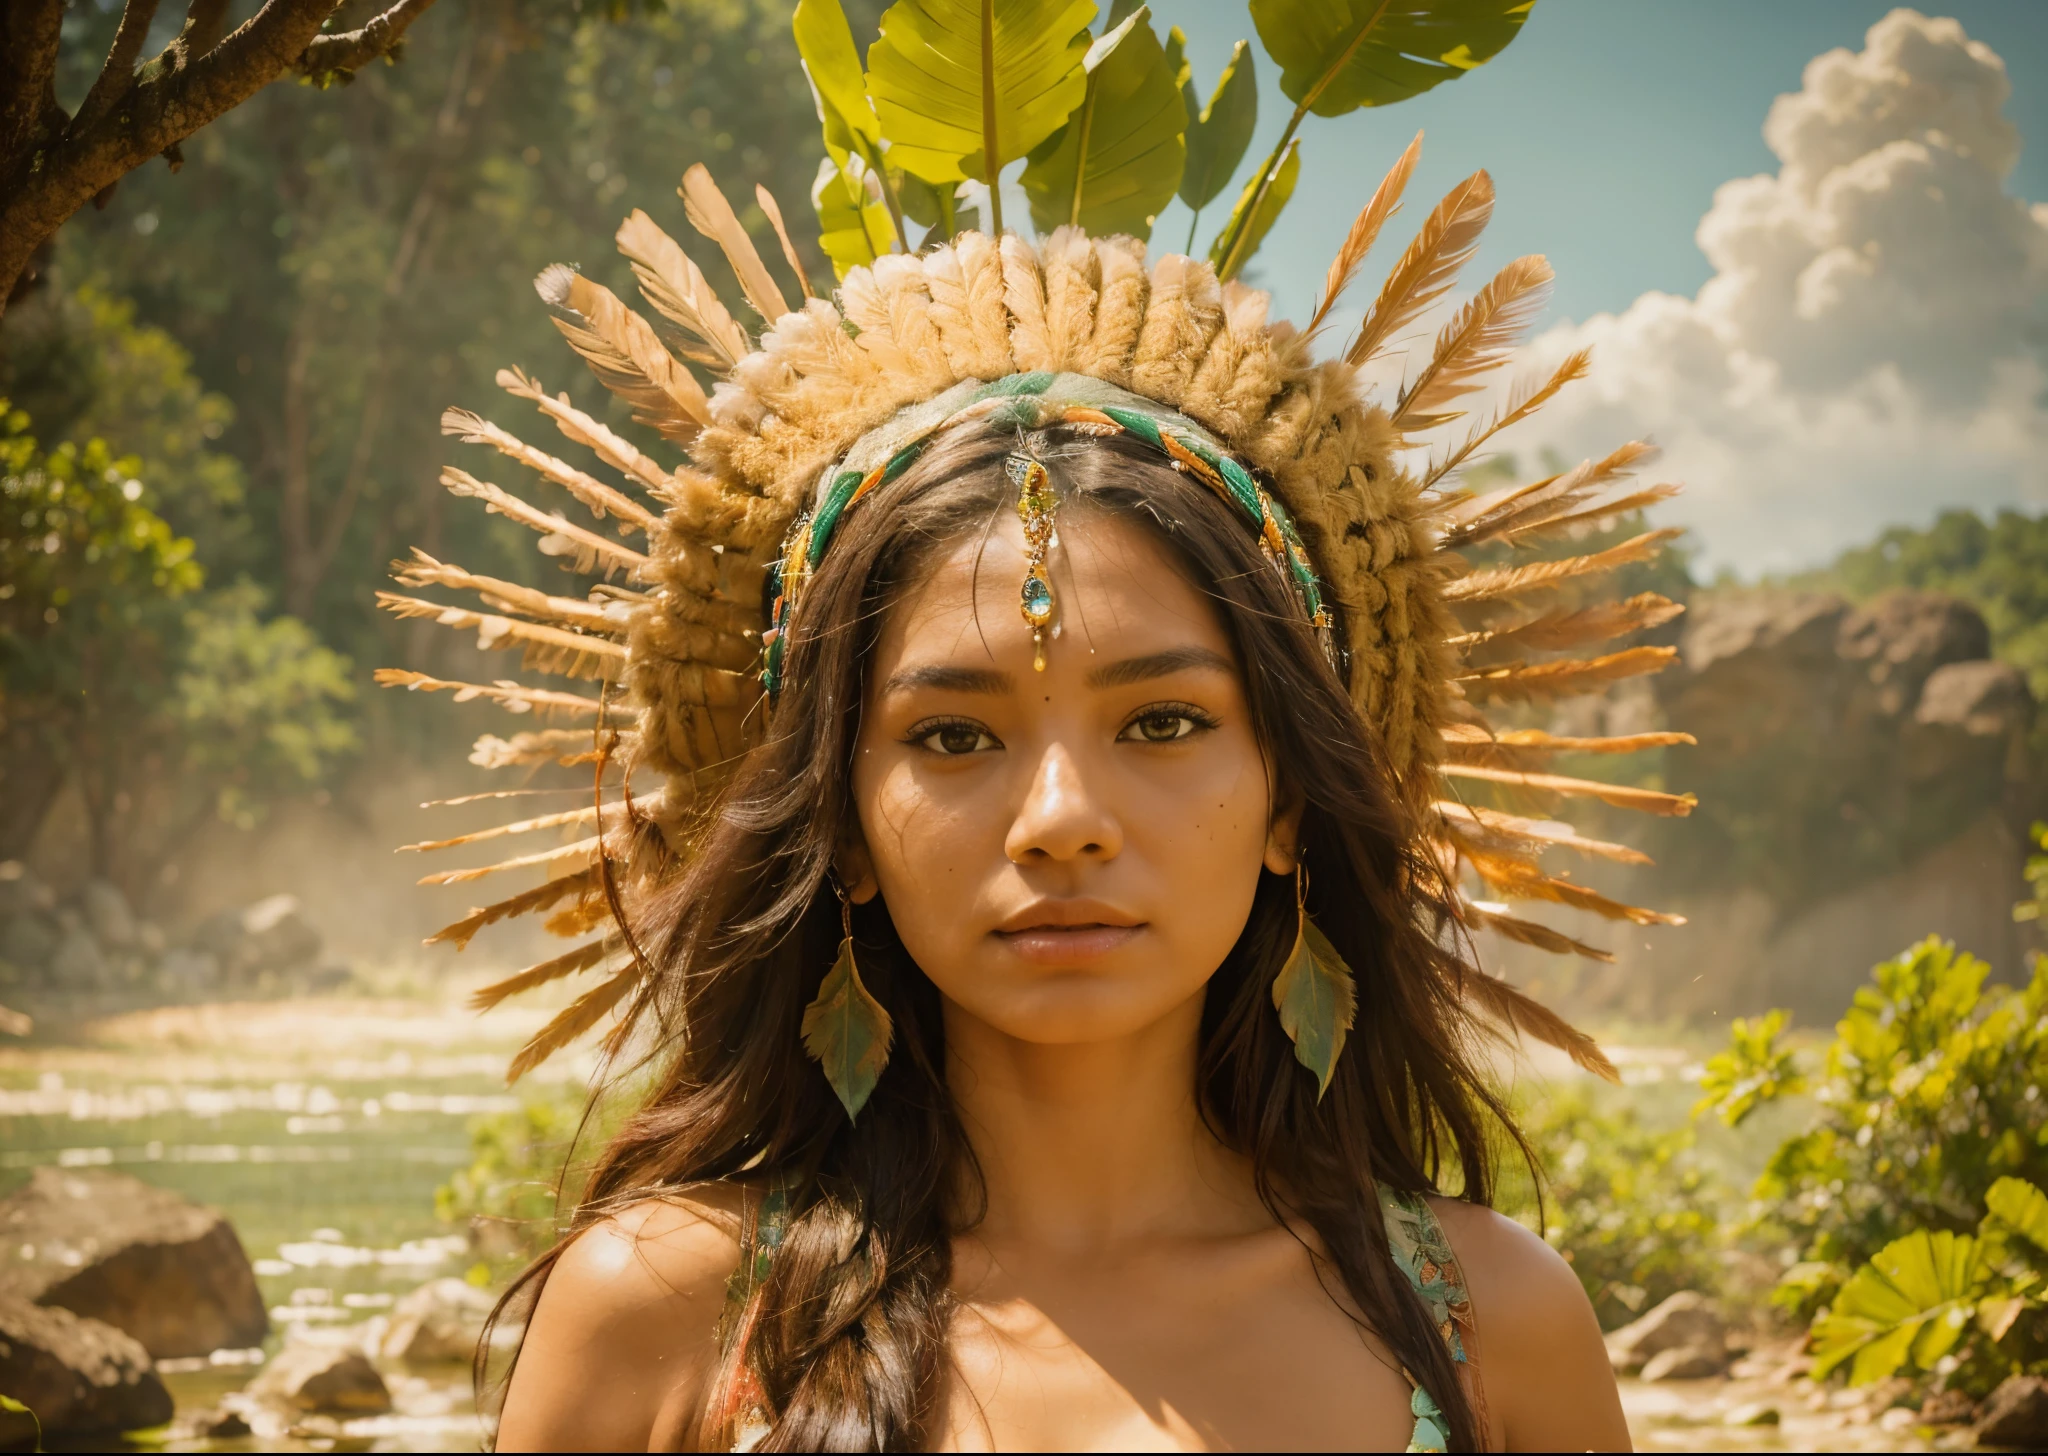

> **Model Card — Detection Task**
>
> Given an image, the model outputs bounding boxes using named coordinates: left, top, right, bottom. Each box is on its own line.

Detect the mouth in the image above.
left=993, top=902, right=1145, bottom=966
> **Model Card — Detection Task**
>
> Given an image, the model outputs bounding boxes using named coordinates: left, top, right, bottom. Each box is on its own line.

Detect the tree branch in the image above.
left=0, top=0, right=69, bottom=178
left=298, top=0, right=441, bottom=83
left=74, top=0, right=166, bottom=136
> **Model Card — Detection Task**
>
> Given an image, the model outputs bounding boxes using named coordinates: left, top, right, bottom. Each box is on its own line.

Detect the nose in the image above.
left=1005, top=742, right=1123, bottom=865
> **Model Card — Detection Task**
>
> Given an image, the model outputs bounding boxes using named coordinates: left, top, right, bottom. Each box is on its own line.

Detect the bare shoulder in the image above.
left=496, top=1186, right=745, bottom=1453
left=1427, top=1198, right=1633, bottom=1453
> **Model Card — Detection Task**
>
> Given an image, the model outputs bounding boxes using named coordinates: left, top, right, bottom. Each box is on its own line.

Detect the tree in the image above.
left=0, top=0, right=441, bottom=314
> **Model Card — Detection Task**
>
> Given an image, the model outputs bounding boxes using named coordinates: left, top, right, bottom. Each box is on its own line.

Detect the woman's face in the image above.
left=846, top=500, right=1297, bottom=1046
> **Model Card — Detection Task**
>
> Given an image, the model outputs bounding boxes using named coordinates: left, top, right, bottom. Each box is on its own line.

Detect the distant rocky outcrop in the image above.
left=0, top=1168, right=268, bottom=1358
left=0, top=868, right=345, bottom=1003
left=0, top=1295, right=173, bottom=1439
left=1494, top=589, right=2043, bottom=1017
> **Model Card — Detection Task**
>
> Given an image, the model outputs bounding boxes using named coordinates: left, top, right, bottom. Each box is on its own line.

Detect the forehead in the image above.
left=875, top=504, right=1234, bottom=669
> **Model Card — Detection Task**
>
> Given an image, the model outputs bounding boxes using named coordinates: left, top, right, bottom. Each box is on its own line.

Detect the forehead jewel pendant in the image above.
left=1008, top=454, right=1059, bottom=672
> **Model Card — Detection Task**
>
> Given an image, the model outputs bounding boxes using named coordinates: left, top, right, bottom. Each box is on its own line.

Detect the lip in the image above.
left=993, top=901, right=1146, bottom=966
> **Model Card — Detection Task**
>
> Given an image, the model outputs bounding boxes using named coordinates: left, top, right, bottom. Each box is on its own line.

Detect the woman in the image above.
left=389, top=97, right=1681, bottom=1453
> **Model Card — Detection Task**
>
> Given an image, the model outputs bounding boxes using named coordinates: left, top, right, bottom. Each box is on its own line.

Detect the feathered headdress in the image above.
left=382, top=0, right=1691, bottom=1082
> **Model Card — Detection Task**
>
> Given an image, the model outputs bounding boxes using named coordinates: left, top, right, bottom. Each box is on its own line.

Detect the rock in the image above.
left=1640, top=1344, right=1728, bottom=1381
left=1919, top=1387, right=1977, bottom=1425
left=1723, top=1402, right=1781, bottom=1426
left=382, top=1277, right=494, bottom=1364
left=193, top=894, right=322, bottom=982
left=1605, top=1291, right=1728, bottom=1375
left=1918, top=659, right=2032, bottom=738
left=46, top=924, right=106, bottom=986
left=173, top=1405, right=252, bottom=1439
left=244, top=1344, right=392, bottom=1415
left=79, top=880, right=136, bottom=950
left=0, top=912, right=58, bottom=972
left=0, top=865, right=54, bottom=919
left=0, top=1294, right=173, bottom=1435
left=1838, top=592, right=1991, bottom=711
left=154, top=948, right=220, bottom=992
left=0, top=1167, right=267, bottom=1357
left=1976, top=1374, right=2048, bottom=1448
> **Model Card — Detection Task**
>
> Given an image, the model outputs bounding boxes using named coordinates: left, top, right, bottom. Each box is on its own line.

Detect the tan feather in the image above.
left=419, top=835, right=601, bottom=887
left=469, top=729, right=604, bottom=769
left=756, top=184, right=817, bottom=301
left=440, top=409, right=659, bottom=534
left=470, top=938, right=619, bottom=1012
left=534, top=264, right=710, bottom=446
left=1441, top=529, right=1683, bottom=604
left=680, top=164, right=790, bottom=324
left=543, top=891, right=615, bottom=939
left=1392, top=254, right=1554, bottom=433
left=615, top=208, right=750, bottom=367
left=1441, top=725, right=1698, bottom=755
left=1460, top=968, right=1619, bottom=1080
left=399, top=804, right=602, bottom=854
left=497, top=368, right=674, bottom=498
left=1459, top=645, right=1678, bottom=704
left=1346, top=170, right=1495, bottom=368
left=1440, top=762, right=1697, bottom=816
left=1440, top=441, right=1656, bottom=548
left=373, top=669, right=612, bottom=717
left=1307, top=131, right=1421, bottom=338
left=1463, top=902, right=1614, bottom=963
left=1463, top=844, right=1685, bottom=926
left=391, top=551, right=625, bottom=635
left=439, top=468, right=652, bottom=580
left=377, top=593, right=628, bottom=681
left=421, top=788, right=587, bottom=808
left=1435, top=801, right=1652, bottom=865
left=1452, top=593, right=1684, bottom=658
left=1424, top=348, right=1592, bottom=489
left=506, top=961, right=644, bottom=1082
left=1498, top=483, right=1685, bottom=545
left=424, top=867, right=600, bottom=951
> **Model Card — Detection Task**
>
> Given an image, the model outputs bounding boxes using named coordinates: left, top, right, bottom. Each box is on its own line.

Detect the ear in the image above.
left=1263, top=793, right=1305, bottom=877
left=836, top=829, right=880, bottom=905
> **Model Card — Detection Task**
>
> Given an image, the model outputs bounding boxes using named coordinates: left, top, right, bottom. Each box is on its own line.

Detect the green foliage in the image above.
left=1248, top=0, right=1531, bottom=117
left=2016, top=821, right=2048, bottom=924
left=1501, top=1088, right=1729, bottom=1330
left=435, top=1089, right=586, bottom=1255
left=1208, top=137, right=1298, bottom=276
left=1178, top=41, right=1258, bottom=220
left=1699, top=938, right=2048, bottom=1317
left=1793, top=508, right=2048, bottom=699
left=1022, top=6, right=1189, bottom=236
left=1694, top=1009, right=1804, bottom=1127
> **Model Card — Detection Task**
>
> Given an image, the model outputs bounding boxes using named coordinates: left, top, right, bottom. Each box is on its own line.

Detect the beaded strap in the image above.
left=760, top=370, right=1333, bottom=697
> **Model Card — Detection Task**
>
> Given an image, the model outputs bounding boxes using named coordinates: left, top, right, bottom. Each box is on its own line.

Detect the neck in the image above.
left=942, top=990, right=1266, bottom=1251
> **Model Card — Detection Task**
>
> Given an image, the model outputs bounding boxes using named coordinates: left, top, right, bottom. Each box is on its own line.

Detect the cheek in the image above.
left=1126, top=742, right=1274, bottom=963
left=853, top=756, right=1001, bottom=933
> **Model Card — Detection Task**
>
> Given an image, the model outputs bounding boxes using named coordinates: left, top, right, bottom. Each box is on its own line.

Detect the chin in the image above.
left=947, top=968, right=1200, bottom=1045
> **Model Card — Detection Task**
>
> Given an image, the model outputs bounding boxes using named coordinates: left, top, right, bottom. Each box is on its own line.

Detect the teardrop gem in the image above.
left=1020, top=574, right=1054, bottom=627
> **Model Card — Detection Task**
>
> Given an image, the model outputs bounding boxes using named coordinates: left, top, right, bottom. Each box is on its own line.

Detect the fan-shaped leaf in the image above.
left=1987, top=1176, right=2048, bottom=1255
left=1179, top=39, right=1257, bottom=214
left=1022, top=6, right=1187, bottom=237
left=868, top=0, right=1098, bottom=197
left=1248, top=0, right=1532, bottom=119
left=1810, top=1230, right=1985, bottom=1385
left=1209, top=137, right=1297, bottom=280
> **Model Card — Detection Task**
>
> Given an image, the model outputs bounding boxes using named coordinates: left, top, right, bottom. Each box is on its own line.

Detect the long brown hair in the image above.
left=495, top=422, right=1521, bottom=1451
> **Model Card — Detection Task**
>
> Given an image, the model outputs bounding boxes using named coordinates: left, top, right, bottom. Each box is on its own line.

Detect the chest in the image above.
left=928, top=1242, right=1423, bottom=1452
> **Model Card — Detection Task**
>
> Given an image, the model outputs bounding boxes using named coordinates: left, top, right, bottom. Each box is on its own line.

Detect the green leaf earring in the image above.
left=1271, top=865, right=1357, bottom=1100
left=800, top=890, right=894, bottom=1121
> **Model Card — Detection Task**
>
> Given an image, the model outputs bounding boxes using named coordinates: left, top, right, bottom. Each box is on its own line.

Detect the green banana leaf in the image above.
left=1163, top=22, right=1189, bottom=91
left=1209, top=136, right=1297, bottom=280
left=795, top=0, right=882, bottom=159
left=1249, top=0, right=1532, bottom=118
left=1021, top=6, right=1187, bottom=237
left=813, top=157, right=896, bottom=278
left=1810, top=1230, right=1985, bottom=1385
left=868, top=0, right=1099, bottom=201
left=1179, top=39, right=1257, bottom=215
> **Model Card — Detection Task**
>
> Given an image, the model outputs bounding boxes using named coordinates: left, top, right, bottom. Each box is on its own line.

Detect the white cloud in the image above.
left=1496, top=8, right=2048, bottom=575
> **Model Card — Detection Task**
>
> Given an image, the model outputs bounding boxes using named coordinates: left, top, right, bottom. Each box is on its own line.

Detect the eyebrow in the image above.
left=878, top=664, right=1012, bottom=696
left=1086, top=646, right=1236, bottom=688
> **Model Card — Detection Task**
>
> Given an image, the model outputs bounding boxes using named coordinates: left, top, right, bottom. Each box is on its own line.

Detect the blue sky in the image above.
left=1153, top=1, right=2048, bottom=329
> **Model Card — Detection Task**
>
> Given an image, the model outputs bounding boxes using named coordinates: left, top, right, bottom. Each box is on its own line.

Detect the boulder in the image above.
left=154, top=948, right=221, bottom=992
left=0, top=1295, right=173, bottom=1436
left=46, top=924, right=106, bottom=986
left=0, top=866, right=54, bottom=920
left=0, top=911, right=59, bottom=972
left=0, top=1167, right=267, bottom=1357
left=1976, top=1374, right=2048, bottom=1448
left=1605, top=1291, right=1727, bottom=1375
left=79, top=881, right=136, bottom=950
left=1639, top=1344, right=1727, bottom=1381
left=244, top=1344, right=392, bottom=1415
left=382, top=1277, right=494, bottom=1363
left=1917, top=660, right=2032, bottom=739
left=193, top=894, right=322, bottom=982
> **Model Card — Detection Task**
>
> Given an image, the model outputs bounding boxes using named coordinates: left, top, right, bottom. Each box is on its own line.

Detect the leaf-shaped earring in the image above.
left=800, top=892, right=894, bottom=1121
left=1271, top=865, right=1358, bottom=1099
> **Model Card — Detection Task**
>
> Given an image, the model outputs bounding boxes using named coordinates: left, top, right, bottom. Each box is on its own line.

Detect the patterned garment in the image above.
left=718, top=1181, right=1484, bottom=1452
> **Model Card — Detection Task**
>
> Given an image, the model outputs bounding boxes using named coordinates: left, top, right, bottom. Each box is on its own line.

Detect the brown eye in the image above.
left=1120, top=711, right=1199, bottom=743
left=911, top=721, right=1001, bottom=755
